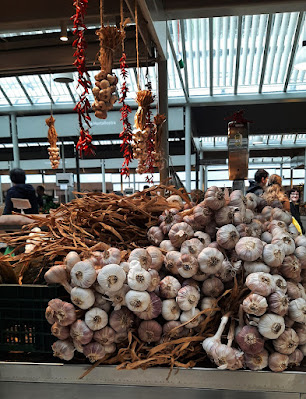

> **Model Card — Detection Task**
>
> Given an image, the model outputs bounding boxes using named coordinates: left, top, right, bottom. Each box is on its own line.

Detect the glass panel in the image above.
left=19, top=75, right=52, bottom=104
left=288, top=13, right=306, bottom=92
left=0, top=77, right=31, bottom=105
left=41, top=74, right=73, bottom=103
left=0, top=88, right=9, bottom=105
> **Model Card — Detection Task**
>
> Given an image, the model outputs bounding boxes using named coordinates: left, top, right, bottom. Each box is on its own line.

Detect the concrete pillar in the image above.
left=185, top=105, right=191, bottom=193
left=158, top=59, right=169, bottom=184
left=204, top=166, right=208, bottom=192
left=11, top=114, right=20, bottom=169
left=101, top=159, right=106, bottom=193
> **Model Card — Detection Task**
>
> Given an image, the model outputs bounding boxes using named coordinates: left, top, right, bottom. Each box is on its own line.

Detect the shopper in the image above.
left=3, top=168, right=38, bottom=215
left=247, top=169, right=269, bottom=196
left=36, top=185, right=57, bottom=213
left=288, top=188, right=305, bottom=234
left=262, top=174, right=290, bottom=211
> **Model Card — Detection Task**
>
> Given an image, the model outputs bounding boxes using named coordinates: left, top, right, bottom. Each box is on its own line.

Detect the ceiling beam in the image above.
left=234, top=16, right=243, bottom=95
left=65, top=83, right=76, bottom=104
left=258, top=14, right=273, bottom=94
left=16, top=76, right=33, bottom=105
left=166, top=25, right=189, bottom=103
left=180, top=20, right=189, bottom=98
left=0, top=85, right=12, bottom=106
left=283, top=11, right=304, bottom=93
left=38, top=75, right=54, bottom=104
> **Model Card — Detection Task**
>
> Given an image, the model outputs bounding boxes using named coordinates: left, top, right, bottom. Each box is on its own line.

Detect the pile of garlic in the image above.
left=45, top=187, right=306, bottom=372
left=92, top=70, right=118, bottom=119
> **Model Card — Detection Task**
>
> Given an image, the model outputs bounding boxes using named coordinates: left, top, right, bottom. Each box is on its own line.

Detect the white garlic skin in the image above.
left=127, top=265, right=151, bottom=291
left=262, top=244, right=285, bottom=267
left=146, top=246, right=164, bottom=271
left=296, top=324, right=306, bottom=345
left=162, top=299, right=181, bottom=321
left=268, top=352, right=289, bottom=372
left=258, top=313, right=285, bottom=339
left=52, top=339, right=75, bottom=361
left=235, top=237, right=263, bottom=262
left=180, top=238, right=204, bottom=257
left=198, top=247, right=224, bottom=275
left=178, top=254, right=199, bottom=278
left=244, top=349, right=269, bottom=371
left=273, top=328, right=299, bottom=355
left=288, top=349, right=304, bottom=366
left=70, top=260, right=96, bottom=288
left=246, top=272, right=276, bottom=297
left=272, top=274, right=287, bottom=293
left=216, top=224, right=239, bottom=250
left=97, top=264, right=126, bottom=293
left=201, top=297, right=218, bottom=316
left=268, top=291, right=289, bottom=317
left=94, top=326, right=116, bottom=346
left=108, top=284, right=129, bottom=310
left=288, top=298, right=306, bottom=324
left=125, top=290, right=150, bottom=312
left=65, top=251, right=81, bottom=273
left=176, top=285, right=200, bottom=311
left=102, top=247, right=121, bottom=266
left=159, top=276, right=181, bottom=299
left=242, top=293, right=268, bottom=316
left=85, top=307, right=108, bottom=331
left=243, top=261, right=270, bottom=276
left=70, top=287, right=95, bottom=310
left=128, top=248, right=152, bottom=270
left=180, top=308, right=202, bottom=329
left=164, top=251, right=182, bottom=275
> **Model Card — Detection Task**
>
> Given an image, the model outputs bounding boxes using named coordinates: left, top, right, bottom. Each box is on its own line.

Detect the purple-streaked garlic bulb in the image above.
left=138, top=320, right=162, bottom=343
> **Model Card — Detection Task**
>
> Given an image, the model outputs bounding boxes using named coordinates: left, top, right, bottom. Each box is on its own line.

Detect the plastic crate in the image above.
left=0, top=284, right=66, bottom=353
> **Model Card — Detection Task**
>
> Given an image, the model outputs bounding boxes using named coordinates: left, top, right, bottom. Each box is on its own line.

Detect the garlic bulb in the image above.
left=85, top=307, right=108, bottom=331
left=202, top=277, right=224, bottom=297
left=258, top=313, right=285, bottom=339
left=128, top=248, right=152, bottom=270
left=243, top=261, right=270, bottom=276
left=268, top=291, right=289, bottom=316
left=108, top=284, right=129, bottom=310
left=235, top=237, right=263, bottom=261
left=296, top=324, right=306, bottom=345
left=261, top=232, right=272, bottom=244
left=70, top=320, right=93, bottom=344
left=51, top=323, right=70, bottom=340
left=193, top=205, right=213, bottom=226
left=273, top=328, right=299, bottom=355
left=48, top=299, right=77, bottom=326
left=147, top=226, right=164, bottom=246
left=44, top=266, right=71, bottom=293
left=159, top=208, right=183, bottom=234
left=178, top=254, right=199, bottom=278
left=246, top=272, right=276, bottom=297
left=180, top=308, right=202, bottom=329
left=262, top=244, right=285, bottom=267
left=280, top=255, right=301, bottom=281
left=244, top=349, right=269, bottom=371
left=216, top=224, right=239, bottom=250
left=198, top=247, right=224, bottom=274
left=272, top=274, right=287, bottom=293
left=268, top=352, right=289, bottom=372
left=245, top=209, right=254, bottom=224
left=236, top=325, right=264, bottom=354
left=295, top=235, right=306, bottom=248
left=246, top=193, right=258, bottom=210
left=159, top=276, right=181, bottom=298
left=160, top=240, right=176, bottom=252
left=114, top=331, right=128, bottom=344
left=168, top=222, right=194, bottom=247
left=167, top=195, right=184, bottom=209
left=163, top=321, right=187, bottom=338
left=269, top=220, right=287, bottom=233
left=162, top=299, right=181, bottom=320
left=272, top=233, right=295, bottom=256
left=242, top=294, right=268, bottom=316
left=287, top=281, right=303, bottom=299
left=271, top=208, right=292, bottom=225
left=262, top=206, right=273, bottom=220
left=45, top=306, right=56, bottom=325
left=288, top=349, right=304, bottom=366
left=70, top=287, right=95, bottom=310
left=288, top=224, right=299, bottom=239
left=147, top=269, right=161, bottom=292
left=301, top=343, right=306, bottom=356
left=128, top=264, right=151, bottom=291
left=215, top=206, right=234, bottom=227
left=192, top=269, right=210, bottom=282
left=83, top=342, right=105, bottom=363
left=70, top=260, right=96, bottom=288
left=94, top=292, right=112, bottom=312
left=146, top=246, right=164, bottom=271
left=288, top=298, right=306, bottom=324
left=94, top=326, right=116, bottom=346
left=180, top=238, right=204, bottom=257
left=204, top=186, right=227, bottom=210
left=165, top=251, right=182, bottom=274
left=138, top=320, right=162, bottom=343
left=65, top=251, right=81, bottom=273
left=229, top=190, right=246, bottom=208
left=201, top=297, right=218, bottom=316
left=97, top=264, right=126, bottom=293
left=125, top=290, right=150, bottom=312
left=102, top=247, right=121, bottom=266
left=176, top=285, right=200, bottom=311
left=134, top=292, right=162, bottom=320
left=109, top=307, right=134, bottom=333
left=52, top=340, right=75, bottom=361
left=194, top=231, right=211, bottom=247
left=205, top=221, right=217, bottom=239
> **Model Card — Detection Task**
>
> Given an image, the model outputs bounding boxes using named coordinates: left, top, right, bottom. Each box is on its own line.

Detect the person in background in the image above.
left=3, top=168, right=38, bottom=215
left=247, top=169, right=269, bottom=196
left=288, top=188, right=305, bottom=234
left=36, top=185, right=58, bottom=213
left=262, top=174, right=290, bottom=211
left=143, top=185, right=151, bottom=198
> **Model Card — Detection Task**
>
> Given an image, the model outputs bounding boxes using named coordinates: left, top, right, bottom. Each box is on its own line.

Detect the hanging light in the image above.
left=60, top=21, right=68, bottom=42
left=53, top=73, right=74, bottom=83
left=294, top=23, right=306, bottom=71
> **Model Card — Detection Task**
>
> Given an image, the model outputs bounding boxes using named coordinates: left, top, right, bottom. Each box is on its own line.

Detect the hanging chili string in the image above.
left=72, top=0, right=95, bottom=157
left=119, top=0, right=133, bottom=177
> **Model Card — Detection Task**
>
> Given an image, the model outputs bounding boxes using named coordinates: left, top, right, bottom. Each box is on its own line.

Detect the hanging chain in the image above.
left=135, top=0, right=140, bottom=90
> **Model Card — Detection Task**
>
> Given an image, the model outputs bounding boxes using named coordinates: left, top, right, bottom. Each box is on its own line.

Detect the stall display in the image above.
left=0, top=187, right=305, bottom=374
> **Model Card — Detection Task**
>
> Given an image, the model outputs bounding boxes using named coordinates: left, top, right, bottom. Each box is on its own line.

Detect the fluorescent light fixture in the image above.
left=60, top=21, right=68, bottom=42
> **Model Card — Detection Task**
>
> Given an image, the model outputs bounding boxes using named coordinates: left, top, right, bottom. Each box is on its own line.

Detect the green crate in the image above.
left=0, top=284, right=66, bottom=353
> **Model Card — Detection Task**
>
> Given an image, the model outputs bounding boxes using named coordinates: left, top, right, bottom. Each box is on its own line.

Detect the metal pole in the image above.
left=75, top=145, right=81, bottom=194
left=280, top=162, right=283, bottom=179
left=11, top=114, right=20, bottom=168
left=290, top=168, right=293, bottom=188
left=199, top=151, right=204, bottom=191
left=133, top=171, right=136, bottom=192
left=158, top=59, right=169, bottom=184
left=101, top=159, right=106, bottom=193
left=185, top=105, right=191, bottom=193
left=0, top=175, right=3, bottom=205
left=195, top=151, right=199, bottom=190
left=204, top=166, right=208, bottom=192
left=61, top=140, right=66, bottom=172
left=304, top=148, right=306, bottom=202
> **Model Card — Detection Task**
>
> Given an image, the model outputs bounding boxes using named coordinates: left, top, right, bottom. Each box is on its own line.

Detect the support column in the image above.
left=199, top=151, right=204, bottom=191
left=290, top=168, right=293, bottom=188
left=195, top=151, right=199, bottom=190
left=132, top=171, right=136, bottom=192
left=185, top=105, right=191, bottom=193
left=204, top=166, right=208, bottom=192
left=158, top=59, right=169, bottom=184
left=11, top=114, right=20, bottom=169
left=304, top=149, right=306, bottom=202
left=75, top=146, right=81, bottom=194
left=0, top=175, right=3, bottom=205
left=61, top=140, right=66, bottom=172
left=101, top=160, right=106, bottom=193
left=280, top=161, right=283, bottom=179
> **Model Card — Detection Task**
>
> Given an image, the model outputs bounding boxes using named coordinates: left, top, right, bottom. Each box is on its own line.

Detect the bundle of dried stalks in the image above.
left=134, top=90, right=155, bottom=130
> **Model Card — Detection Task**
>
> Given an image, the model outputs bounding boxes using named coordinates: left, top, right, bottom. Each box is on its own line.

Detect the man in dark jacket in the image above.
left=247, top=169, right=269, bottom=196
left=3, top=168, right=39, bottom=215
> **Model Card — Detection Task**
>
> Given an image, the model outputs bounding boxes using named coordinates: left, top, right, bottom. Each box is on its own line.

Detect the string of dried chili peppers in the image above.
left=72, top=0, right=95, bottom=157
left=119, top=53, right=133, bottom=176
